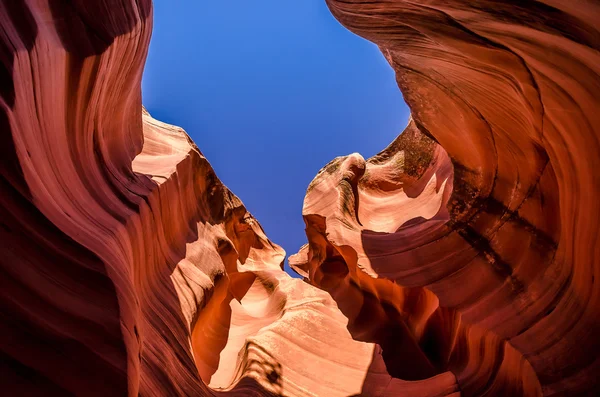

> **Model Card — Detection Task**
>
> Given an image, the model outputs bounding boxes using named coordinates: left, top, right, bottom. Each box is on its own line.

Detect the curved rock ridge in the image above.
left=1, top=0, right=599, bottom=396
left=291, top=0, right=600, bottom=396
left=291, top=122, right=541, bottom=396
left=0, top=1, right=446, bottom=396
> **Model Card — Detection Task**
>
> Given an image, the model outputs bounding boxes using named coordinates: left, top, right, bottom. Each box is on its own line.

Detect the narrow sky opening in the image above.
left=142, top=0, right=411, bottom=276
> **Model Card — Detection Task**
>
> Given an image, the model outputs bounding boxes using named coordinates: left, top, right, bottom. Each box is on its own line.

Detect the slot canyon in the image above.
left=1, top=0, right=599, bottom=396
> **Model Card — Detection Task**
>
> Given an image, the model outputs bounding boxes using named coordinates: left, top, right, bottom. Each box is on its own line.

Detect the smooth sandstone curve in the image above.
left=291, top=1, right=600, bottom=396
left=1, top=1, right=599, bottom=397
left=0, top=1, right=436, bottom=396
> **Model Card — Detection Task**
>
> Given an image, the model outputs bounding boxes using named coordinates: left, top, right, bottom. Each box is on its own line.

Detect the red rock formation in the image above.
left=291, top=0, right=600, bottom=396
left=1, top=0, right=599, bottom=396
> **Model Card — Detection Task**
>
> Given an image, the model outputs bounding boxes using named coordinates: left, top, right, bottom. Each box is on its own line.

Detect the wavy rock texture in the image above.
left=0, top=1, right=439, bottom=396
left=1, top=0, right=599, bottom=396
left=291, top=0, right=600, bottom=396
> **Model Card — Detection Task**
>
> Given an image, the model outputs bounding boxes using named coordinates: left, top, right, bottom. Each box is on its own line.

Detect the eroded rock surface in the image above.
left=1, top=1, right=599, bottom=396
left=292, top=1, right=600, bottom=396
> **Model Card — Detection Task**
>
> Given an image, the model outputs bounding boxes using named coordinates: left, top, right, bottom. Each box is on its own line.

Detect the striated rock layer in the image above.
left=291, top=0, right=600, bottom=396
left=1, top=1, right=599, bottom=397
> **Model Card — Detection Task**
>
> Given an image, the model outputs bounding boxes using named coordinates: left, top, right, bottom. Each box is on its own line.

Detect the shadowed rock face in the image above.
left=292, top=0, right=600, bottom=396
left=0, top=1, right=598, bottom=396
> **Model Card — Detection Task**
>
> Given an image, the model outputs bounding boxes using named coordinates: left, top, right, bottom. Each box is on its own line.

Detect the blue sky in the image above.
left=142, top=0, right=410, bottom=275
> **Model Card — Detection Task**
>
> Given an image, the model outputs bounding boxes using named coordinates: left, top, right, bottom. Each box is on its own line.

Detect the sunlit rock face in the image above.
left=292, top=0, right=600, bottom=396
left=0, top=1, right=598, bottom=396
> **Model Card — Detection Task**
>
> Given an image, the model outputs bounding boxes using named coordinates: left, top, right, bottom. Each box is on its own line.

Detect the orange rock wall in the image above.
left=292, top=1, right=600, bottom=396
left=1, top=1, right=599, bottom=396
